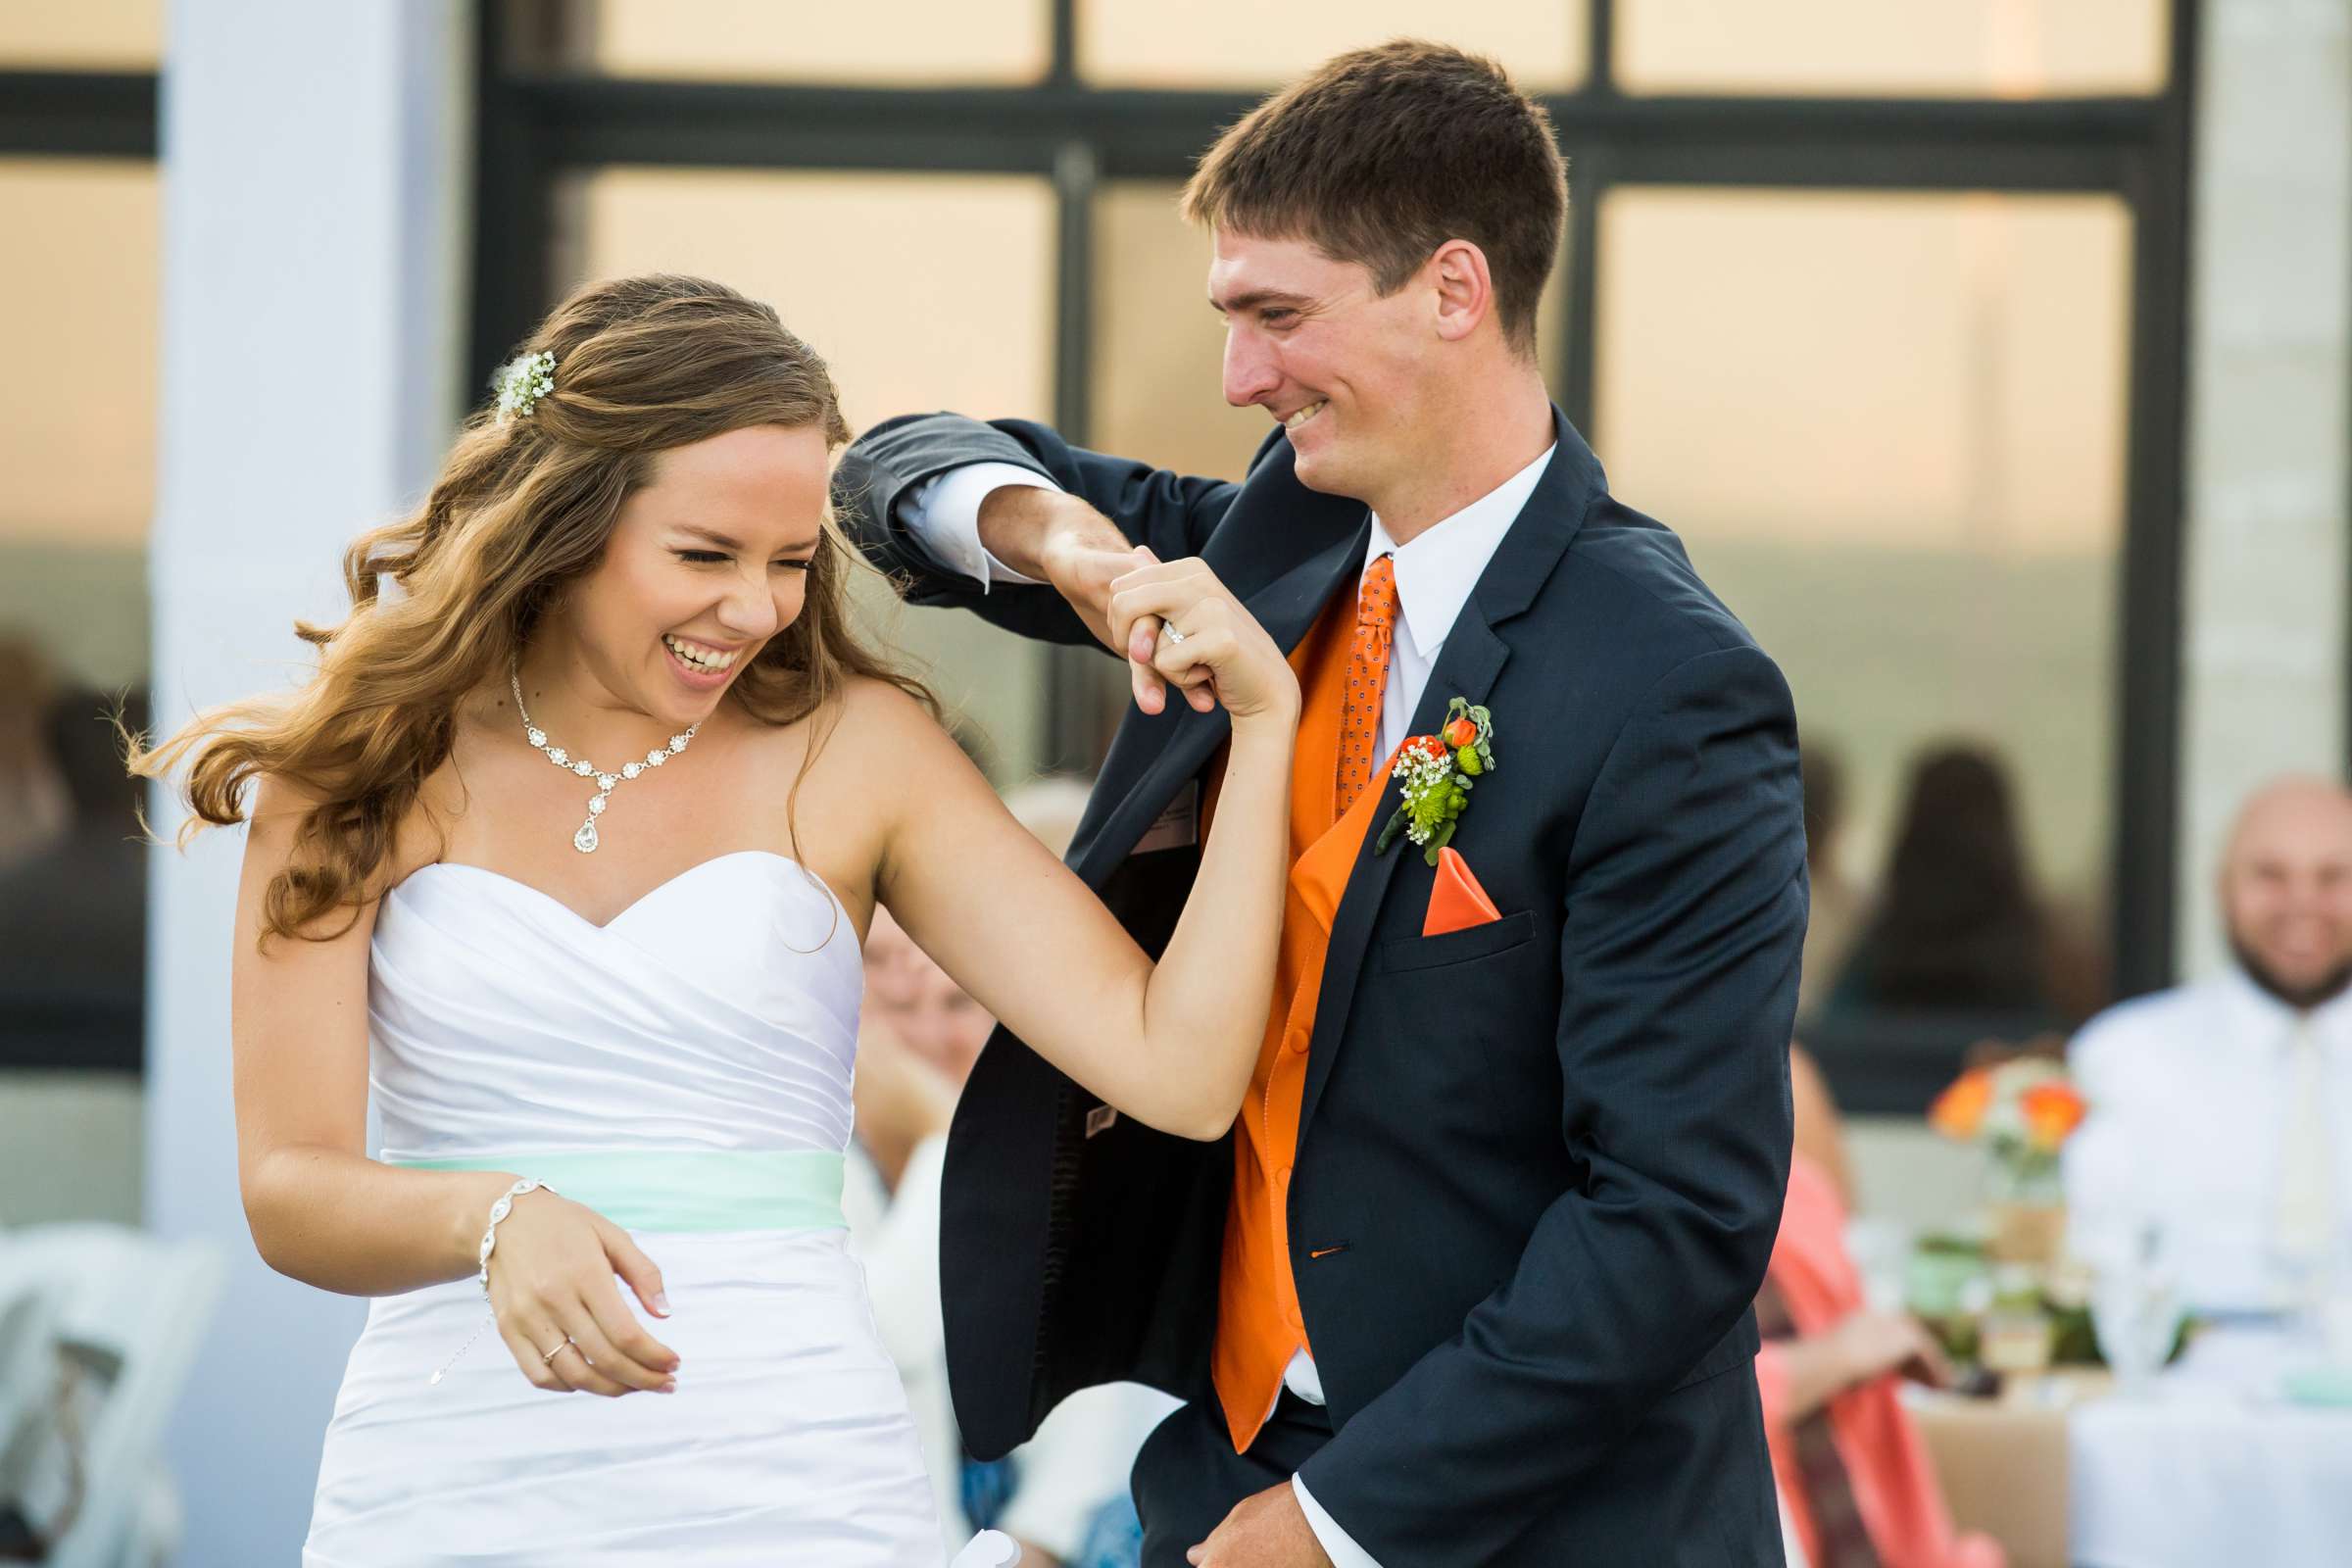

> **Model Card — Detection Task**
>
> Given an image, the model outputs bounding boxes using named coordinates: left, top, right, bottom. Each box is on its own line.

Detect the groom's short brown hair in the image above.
left=1179, top=39, right=1567, bottom=357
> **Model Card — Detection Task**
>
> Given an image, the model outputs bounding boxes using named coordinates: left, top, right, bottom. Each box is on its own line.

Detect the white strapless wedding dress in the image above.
left=304, top=852, right=1015, bottom=1567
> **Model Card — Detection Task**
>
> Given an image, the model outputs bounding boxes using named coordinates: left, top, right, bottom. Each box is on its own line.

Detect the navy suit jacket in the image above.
left=837, top=408, right=1805, bottom=1565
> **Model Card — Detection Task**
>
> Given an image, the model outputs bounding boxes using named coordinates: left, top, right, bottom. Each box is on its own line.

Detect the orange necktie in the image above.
left=1336, top=554, right=1398, bottom=818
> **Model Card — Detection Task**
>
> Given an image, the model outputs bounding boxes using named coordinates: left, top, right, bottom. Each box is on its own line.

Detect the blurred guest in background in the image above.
left=1812, top=745, right=2068, bottom=1111
left=0, top=687, right=148, bottom=1071
left=1798, top=737, right=1864, bottom=1021
left=0, top=635, right=71, bottom=873
left=845, top=918, right=968, bottom=1543
left=848, top=775, right=1176, bottom=1568
left=1758, top=1047, right=2004, bottom=1568
left=2067, top=775, right=2352, bottom=1314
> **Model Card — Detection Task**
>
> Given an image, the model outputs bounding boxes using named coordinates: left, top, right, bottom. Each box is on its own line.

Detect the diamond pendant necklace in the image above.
left=509, top=660, right=698, bottom=854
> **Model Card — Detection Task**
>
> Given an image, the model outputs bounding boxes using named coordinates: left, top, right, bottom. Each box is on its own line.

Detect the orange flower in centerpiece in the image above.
left=1929, top=1066, right=1995, bottom=1140
left=2019, top=1080, right=2087, bottom=1152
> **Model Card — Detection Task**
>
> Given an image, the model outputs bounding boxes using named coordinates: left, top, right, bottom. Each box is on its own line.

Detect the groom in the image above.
left=841, top=41, right=1803, bottom=1567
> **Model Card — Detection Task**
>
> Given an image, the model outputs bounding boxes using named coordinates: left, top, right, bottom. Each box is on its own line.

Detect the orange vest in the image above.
left=1201, top=588, right=1401, bottom=1453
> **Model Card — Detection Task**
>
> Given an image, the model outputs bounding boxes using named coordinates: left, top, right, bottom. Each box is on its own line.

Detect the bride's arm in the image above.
left=876, top=557, right=1298, bottom=1141
left=233, top=778, right=678, bottom=1396
left=232, top=777, right=513, bottom=1295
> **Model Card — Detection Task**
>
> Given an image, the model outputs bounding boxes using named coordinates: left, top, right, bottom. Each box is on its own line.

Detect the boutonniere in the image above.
left=1376, top=697, right=1496, bottom=866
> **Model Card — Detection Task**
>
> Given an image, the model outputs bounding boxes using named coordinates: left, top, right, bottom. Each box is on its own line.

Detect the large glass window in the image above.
left=1597, top=186, right=2134, bottom=1106
left=479, top=0, right=2189, bottom=1008
left=0, top=159, right=160, bottom=688
left=1079, top=3, right=1587, bottom=90
left=0, top=6, right=162, bottom=70
left=1, top=70, right=158, bottom=1216
left=569, top=0, right=1050, bottom=84
left=1617, top=0, right=2168, bottom=97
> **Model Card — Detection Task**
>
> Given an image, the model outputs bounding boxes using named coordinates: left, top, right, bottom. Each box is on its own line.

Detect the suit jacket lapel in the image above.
left=1295, top=408, right=1602, bottom=1139
left=1294, top=607, right=1510, bottom=1138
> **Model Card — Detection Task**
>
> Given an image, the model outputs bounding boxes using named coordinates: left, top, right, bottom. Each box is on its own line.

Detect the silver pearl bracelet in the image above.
left=429, top=1176, right=558, bottom=1386
left=475, top=1176, right=557, bottom=1296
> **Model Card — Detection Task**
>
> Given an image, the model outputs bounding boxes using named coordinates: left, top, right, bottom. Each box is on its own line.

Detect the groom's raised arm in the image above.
left=1298, top=644, right=1805, bottom=1564
left=835, top=412, right=1276, bottom=650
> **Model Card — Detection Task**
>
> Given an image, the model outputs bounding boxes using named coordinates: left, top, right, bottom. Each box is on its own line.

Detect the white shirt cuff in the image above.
left=1292, top=1475, right=1383, bottom=1568
left=895, top=461, right=1055, bottom=592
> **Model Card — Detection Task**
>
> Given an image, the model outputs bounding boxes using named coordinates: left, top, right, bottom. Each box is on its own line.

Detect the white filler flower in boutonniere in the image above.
left=1376, top=696, right=1497, bottom=866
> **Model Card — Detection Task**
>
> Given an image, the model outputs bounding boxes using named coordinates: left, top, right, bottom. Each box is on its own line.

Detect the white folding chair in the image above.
left=0, top=1276, right=65, bottom=1551
left=0, top=1277, right=59, bottom=1450
left=0, top=1225, right=226, bottom=1568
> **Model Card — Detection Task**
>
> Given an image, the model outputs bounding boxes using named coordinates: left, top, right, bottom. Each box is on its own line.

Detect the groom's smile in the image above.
left=1208, top=227, right=1437, bottom=516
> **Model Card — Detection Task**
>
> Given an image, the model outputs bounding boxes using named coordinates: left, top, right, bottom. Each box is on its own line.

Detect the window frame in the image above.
left=473, top=0, right=2196, bottom=998
left=0, top=68, right=156, bottom=158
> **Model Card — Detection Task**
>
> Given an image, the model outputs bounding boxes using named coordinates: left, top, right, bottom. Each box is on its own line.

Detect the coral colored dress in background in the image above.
left=1754, top=1155, right=2006, bottom=1568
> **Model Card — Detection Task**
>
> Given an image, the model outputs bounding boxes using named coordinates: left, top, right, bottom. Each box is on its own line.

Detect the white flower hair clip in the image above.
left=493, top=350, right=557, bottom=423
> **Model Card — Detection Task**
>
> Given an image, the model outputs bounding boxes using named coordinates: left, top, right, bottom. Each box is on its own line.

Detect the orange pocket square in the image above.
left=1423, top=847, right=1503, bottom=937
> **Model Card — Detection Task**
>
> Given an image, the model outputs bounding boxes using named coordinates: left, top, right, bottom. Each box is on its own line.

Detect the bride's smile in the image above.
left=530, top=421, right=829, bottom=736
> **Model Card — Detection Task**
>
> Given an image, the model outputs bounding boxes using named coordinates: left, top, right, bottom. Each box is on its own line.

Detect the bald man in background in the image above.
left=2066, top=776, right=2352, bottom=1313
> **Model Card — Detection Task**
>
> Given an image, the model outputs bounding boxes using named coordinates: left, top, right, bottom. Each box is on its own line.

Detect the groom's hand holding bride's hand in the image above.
left=1003, top=489, right=1294, bottom=723
left=1105, top=553, right=1298, bottom=726
left=1187, top=1482, right=1333, bottom=1567
left=480, top=1189, right=682, bottom=1397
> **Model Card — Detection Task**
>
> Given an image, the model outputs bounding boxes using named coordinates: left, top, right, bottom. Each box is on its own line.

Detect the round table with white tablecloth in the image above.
left=2068, top=1323, right=2352, bottom=1568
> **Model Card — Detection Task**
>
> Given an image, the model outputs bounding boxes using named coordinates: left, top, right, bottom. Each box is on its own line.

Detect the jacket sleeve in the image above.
left=834, top=412, right=1268, bottom=652
left=1297, top=642, right=1807, bottom=1563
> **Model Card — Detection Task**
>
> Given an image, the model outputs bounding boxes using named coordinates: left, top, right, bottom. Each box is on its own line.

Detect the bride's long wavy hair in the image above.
left=133, top=273, right=934, bottom=944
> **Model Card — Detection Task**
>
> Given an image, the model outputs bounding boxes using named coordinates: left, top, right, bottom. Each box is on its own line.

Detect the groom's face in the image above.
left=1209, top=228, right=1432, bottom=504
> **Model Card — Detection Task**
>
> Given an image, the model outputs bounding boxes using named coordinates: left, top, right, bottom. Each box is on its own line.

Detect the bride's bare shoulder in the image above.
left=239, top=766, right=447, bottom=904
left=822, top=675, right=970, bottom=769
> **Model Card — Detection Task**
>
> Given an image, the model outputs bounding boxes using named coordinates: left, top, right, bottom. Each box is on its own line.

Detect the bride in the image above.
left=134, top=274, right=1298, bottom=1565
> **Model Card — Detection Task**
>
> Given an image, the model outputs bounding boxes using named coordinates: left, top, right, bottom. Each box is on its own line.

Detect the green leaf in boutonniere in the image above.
left=1375, top=697, right=1498, bottom=865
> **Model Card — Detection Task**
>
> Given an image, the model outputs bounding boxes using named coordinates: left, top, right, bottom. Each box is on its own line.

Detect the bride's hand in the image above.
left=483, top=1188, right=681, bottom=1396
left=1107, top=554, right=1301, bottom=726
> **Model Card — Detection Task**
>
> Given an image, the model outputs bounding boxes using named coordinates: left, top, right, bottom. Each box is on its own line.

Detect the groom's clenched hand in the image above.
left=1187, top=1482, right=1333, bottom=1567
left=978, top=485, right=1158, bottom=649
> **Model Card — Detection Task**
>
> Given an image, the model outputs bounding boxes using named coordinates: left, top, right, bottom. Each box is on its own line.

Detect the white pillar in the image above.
left=147, top=4, right=468, bottom=1561
left=2177, top=0, right=2352, bottom=978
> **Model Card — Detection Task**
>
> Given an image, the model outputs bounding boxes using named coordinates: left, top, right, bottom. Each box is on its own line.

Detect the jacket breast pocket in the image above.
left=1377, top=908, right=1538, bottom=972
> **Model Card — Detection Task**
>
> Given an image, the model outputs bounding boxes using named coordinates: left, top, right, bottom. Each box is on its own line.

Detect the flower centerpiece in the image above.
left=1929, top=1056, right=2087, bottom=1265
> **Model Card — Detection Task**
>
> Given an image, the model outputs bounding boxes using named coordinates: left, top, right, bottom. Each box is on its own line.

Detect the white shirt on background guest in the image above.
left=2067, top=776, right=2352, bottom=1313
left=850, top=859, right=1179, bottom=1566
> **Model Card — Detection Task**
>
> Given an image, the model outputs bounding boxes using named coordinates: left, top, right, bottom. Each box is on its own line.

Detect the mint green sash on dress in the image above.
left=389, top=1149, right=848, bottom=1233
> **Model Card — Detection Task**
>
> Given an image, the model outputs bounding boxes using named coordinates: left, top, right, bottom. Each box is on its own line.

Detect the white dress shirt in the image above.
left=2065, top=969, right=2352, bottom=1313
left=899, top=444, right=1556, bottom=1568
